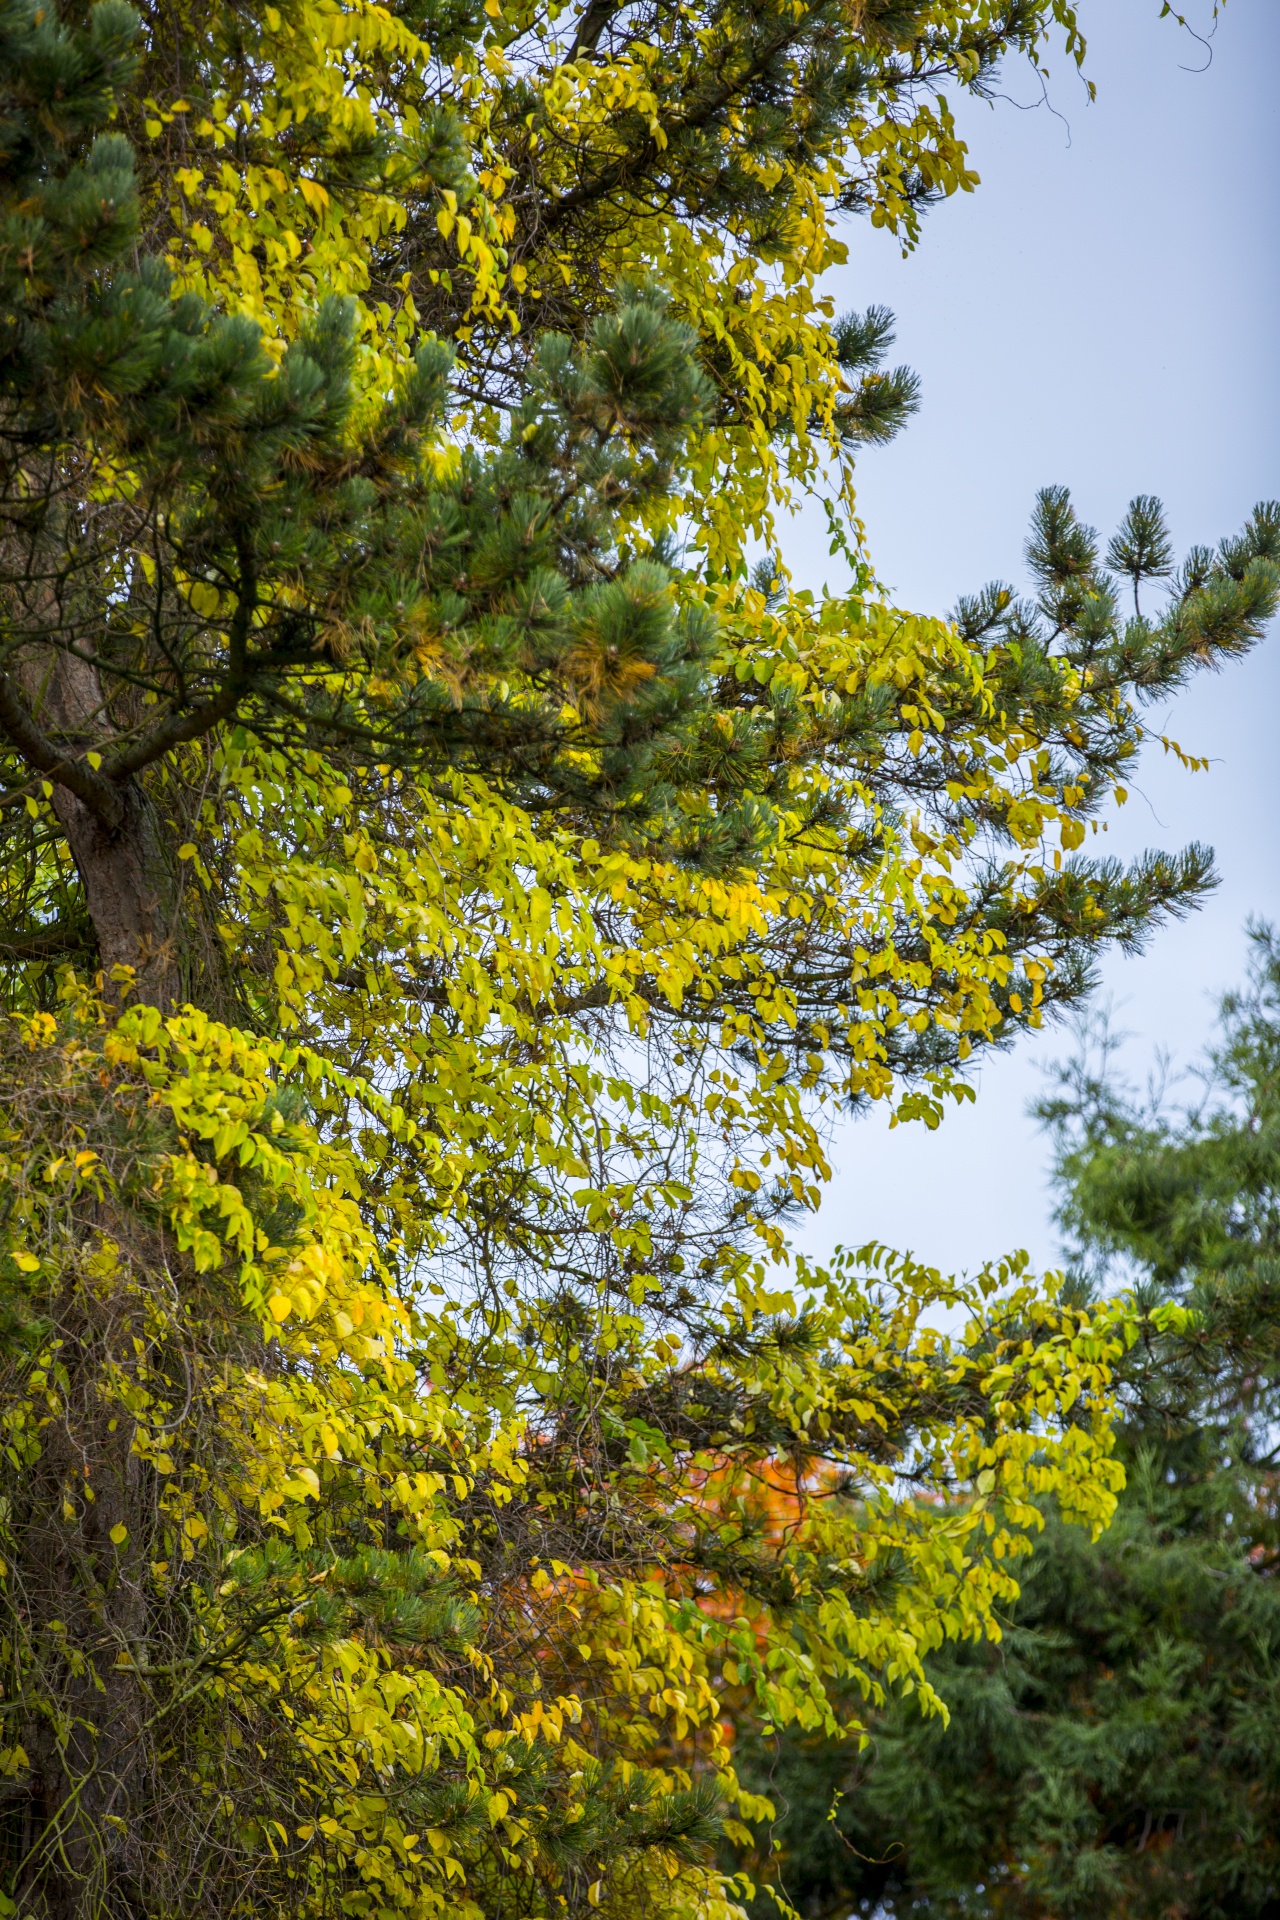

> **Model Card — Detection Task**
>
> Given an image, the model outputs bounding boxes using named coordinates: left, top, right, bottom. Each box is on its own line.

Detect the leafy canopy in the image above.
left=730, top=930, right=1280, bottom=1920
left=0, top=2, right=1275, bottom=1918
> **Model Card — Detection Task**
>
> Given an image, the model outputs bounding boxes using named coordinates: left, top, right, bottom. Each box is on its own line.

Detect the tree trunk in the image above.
left=52, top=780, right=183, bottom=1011
left=23, top=646, right=184, bottom=1011
left=16, top=1308, right=153, bottom=1920
left=1, top=1179, right=184, bottom=1920
left=9, top=655, right=189, bottom=1916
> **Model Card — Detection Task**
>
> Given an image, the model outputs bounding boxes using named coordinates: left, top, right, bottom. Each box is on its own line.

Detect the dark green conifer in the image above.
left=0, top=0, right=723, bottom=1007
left=730, top=927, right=1280, bottom=1920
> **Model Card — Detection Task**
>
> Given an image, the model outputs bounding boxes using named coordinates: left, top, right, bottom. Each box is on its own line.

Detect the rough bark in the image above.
left=19, top=645, right=184, bottom=1011
left=13, top=1264, right=156, bottom=1920
left=4, top=656, right=186, bottom=1915
left=50, top=780, right=183, bottom=1011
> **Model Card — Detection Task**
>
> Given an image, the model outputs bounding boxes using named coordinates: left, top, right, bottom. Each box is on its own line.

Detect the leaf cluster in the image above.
left=729, top=930, right=1280, bottom=1920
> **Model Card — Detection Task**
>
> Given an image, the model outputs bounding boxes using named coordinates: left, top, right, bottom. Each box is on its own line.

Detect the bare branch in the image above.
left=0, top=670, right=124, bottom=828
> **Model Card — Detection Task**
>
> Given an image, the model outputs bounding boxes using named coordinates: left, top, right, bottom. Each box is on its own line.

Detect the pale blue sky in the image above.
left=790, top=0, right=1279, bottom=1276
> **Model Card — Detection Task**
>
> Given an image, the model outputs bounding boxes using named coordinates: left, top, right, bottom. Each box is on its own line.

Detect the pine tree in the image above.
left=2, top=0, right=1276, bottom=1061
left=730, top=928, right=1280, bottom=1920
left=1, top=3, right=1278, bottom=1917
left=0, top=0, right=723, bottom=1010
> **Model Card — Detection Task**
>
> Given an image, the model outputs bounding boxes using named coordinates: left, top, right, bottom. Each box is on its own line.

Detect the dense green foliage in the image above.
left=732, top=928, right=1280, bottom=1919
left=1, top=2, right=1276, bottom=1917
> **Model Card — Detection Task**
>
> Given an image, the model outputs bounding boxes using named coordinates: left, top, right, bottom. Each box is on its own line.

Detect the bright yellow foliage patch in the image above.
left=1, top=1, right=1208, bottom=1914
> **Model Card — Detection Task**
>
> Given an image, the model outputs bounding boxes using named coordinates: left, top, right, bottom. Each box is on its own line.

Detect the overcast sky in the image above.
left=788, top=0, right=1279, bottom=1277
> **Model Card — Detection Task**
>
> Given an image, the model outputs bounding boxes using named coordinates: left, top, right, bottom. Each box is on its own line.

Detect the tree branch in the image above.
left=0, top=670, right=124, bottom=827
left=99, top=678, right=247, bottom=782
left=568, top=0, right=619, bottom=59
left=0, top=919, right=95, bottom=960
left=100, top=536, right=260, bottom=782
